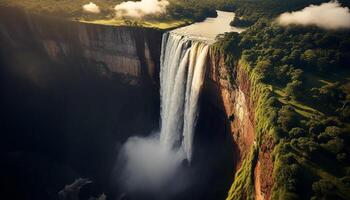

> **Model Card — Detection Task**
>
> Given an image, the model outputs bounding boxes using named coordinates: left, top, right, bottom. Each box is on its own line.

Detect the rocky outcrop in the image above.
left=205, top=50, right=274, bottom=200
left=0, top=7, right=162, bottom=85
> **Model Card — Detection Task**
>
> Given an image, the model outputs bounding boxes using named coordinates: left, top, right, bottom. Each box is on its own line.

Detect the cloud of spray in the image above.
left=82, top=2, right=101, bottom=14
left=115, top=133, right=190, bottom=195
left=114, top=0, right=169, bottom=18
left=277, top=1, right=350, bottom=30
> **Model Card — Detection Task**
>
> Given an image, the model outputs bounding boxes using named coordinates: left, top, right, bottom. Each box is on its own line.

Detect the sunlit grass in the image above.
left=76, top=18, right=192, bottom=30
left=274, top=87, right=323, bottom=118
left=1, top=0, right=193, bottom=30
left=142, top=19, right=191, bottom=29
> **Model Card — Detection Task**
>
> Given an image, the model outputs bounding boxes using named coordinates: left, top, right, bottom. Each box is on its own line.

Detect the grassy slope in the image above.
left=0, top=0, right=226, bottom=29
left=0, top=0, right=192, bottom=29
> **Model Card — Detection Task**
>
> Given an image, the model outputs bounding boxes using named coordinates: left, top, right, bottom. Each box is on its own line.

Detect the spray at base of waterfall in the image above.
left=114, top=132, right=191, bottom=195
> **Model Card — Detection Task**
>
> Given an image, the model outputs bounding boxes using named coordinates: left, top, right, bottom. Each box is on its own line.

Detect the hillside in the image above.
left=215, top=1, right=350, bottom=199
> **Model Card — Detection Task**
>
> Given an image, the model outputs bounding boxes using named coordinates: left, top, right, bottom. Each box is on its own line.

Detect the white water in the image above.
left=159, top=11, right=244, bottom=162
left=159, top=33, right=209, bottom=161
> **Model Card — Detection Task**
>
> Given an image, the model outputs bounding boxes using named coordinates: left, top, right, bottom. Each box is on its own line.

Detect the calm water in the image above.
left=172, top=11, right=245, bottom=43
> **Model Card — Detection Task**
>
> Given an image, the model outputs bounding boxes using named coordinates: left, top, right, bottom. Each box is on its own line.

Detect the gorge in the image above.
left=0, top=7, right=273, bottom=200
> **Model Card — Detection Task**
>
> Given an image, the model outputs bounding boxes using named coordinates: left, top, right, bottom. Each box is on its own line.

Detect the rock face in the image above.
left=205, top=50, right=254, bottom=169
left=0, top=7, right=162, bottom=85
left=0, top=7, right=161, bottom=200
left=204, top=50, right=274, bottom=200
left=0, top=6, right=273, bottom=199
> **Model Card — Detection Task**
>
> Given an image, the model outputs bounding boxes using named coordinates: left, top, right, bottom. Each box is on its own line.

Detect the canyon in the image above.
left=0, top=7, right=273, bottom=200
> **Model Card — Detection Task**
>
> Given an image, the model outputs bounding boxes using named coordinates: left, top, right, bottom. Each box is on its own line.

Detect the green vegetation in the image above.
left=0, top=0, right=224, bottom=29
left=78, top=18, right=191, bottom=30
left=227, top=144, right=258, bottom=200
left=0, top=0, right=119, bottom=18
left=216, top=2, right=350, bottom=199
left=229, top=0, right=350, bottom=27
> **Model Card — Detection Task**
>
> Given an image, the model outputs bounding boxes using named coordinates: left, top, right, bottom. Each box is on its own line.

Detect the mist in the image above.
left=115, top=133, right=190, bottom=196
left=82, top=2, right=101, bottom=14
left=114, top=0, right=169, bottom=18
left=277, top=1, right=350, bottom=30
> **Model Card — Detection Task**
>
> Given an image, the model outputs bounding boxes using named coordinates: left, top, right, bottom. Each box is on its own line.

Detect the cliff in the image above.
left=0, top=6, right=275, bottom=199
left=0, top=7, right=162, bottom=200
left=204, top=50, right=275, bottom=200
left=0, top=7, right=162, bottom=85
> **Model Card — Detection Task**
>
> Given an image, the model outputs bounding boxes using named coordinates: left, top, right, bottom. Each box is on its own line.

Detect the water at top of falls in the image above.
left=172, top=10, right=246, bottom=44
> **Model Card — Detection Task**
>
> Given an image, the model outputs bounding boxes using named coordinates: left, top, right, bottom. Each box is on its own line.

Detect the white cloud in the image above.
left=277, top=1, right=350, bottom=30
left=82, top=2, right=101, bottom=14
left=114, top=0, right=169, bottom=18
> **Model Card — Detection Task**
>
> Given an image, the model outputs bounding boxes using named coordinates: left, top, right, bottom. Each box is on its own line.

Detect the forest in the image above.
left=216, top=1, right=350, bottom=199
left=229, top=0, right=350, bottom=27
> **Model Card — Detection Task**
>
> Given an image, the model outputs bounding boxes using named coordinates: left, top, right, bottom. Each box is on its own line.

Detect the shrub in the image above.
left=312, top=179, right=336, bottom=199
left=278, top=106, right=298, bottom=132
left=289, top=127, right=306, bottom=138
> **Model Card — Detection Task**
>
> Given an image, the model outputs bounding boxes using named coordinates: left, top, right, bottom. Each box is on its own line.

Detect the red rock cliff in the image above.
left=205, top=50, right=274, bottom=200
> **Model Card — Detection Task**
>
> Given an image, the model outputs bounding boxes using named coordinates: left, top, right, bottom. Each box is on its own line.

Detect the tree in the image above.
left=312, top=82, right=346, bottom=113
left=289, top=68, right=303, bottom=81
left=255, top=59, right=273, bottom=82
left=301, top=49, right=317, bottom=66
left=274, top=65, right=291, bottom=84
left=312, top=179, right=337, bottom=199
left=291, top=137, right=320, bottom=158
left=289, top=127, right=306, bottom=138
left=317, top=126, right=342, bottom=143
left=285, top=80, right=303, bottom=100
left=278, top=106, right=298, bottom=132
left=321, top=138, right=344, bottom=155
left=216, top=32, right=241, bottom=55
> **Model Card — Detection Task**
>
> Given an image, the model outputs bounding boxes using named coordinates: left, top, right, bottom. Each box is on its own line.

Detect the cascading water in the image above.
left=116, top=11, right=243, bottom=194
left=159, top=32, right=209, bottom=161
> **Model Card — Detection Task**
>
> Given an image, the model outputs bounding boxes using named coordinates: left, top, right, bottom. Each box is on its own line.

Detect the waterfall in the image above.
left=159, top=32, right=209, bottom=161
left=115, top=11, right=241, bottom=193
